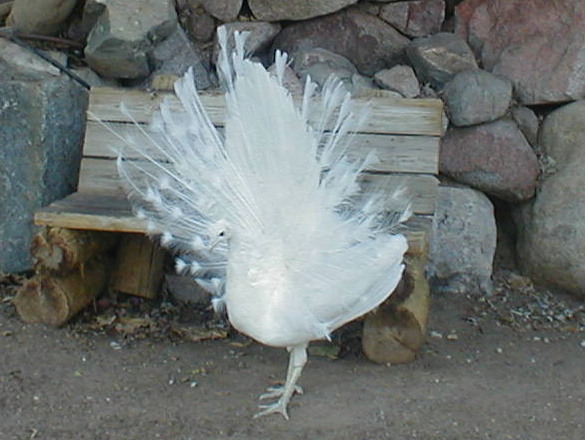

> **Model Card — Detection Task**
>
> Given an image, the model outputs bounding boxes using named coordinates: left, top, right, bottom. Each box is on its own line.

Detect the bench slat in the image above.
left=83, top=120, right=440, bottom=175
left=77, top=157, right=438, bottom=215
left=34, top=190, right=432, bottom=254
left=88, top=87, right=444, bottom=137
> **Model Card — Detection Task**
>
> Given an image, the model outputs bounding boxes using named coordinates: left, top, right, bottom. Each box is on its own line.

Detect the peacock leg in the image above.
left=254, top=343, right=308, bottom=419
left=259, top=346, right=304, bottom=400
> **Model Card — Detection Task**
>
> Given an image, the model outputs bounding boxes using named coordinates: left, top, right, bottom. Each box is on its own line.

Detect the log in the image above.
left=111, top=234, right=166, bottom=299
left=362, top=254, right=430, bottom=364
left=14, top=258, right=108, bottom=326
left=32, top=227, right=119, bottom=272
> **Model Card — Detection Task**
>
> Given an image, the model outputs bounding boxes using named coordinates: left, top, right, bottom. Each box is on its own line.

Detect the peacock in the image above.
left=116, top=28, right=410, bottom=419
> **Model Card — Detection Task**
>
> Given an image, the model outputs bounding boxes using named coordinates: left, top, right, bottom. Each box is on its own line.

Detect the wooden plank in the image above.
left=35, top=191, right=146, bottom=233
left=83, top=120, right=440, bottom=174
left=88, top=87, right=444, bottom=136
left=76, top=158, right=438, bottom=214
left=35, top=190, right=432, bottom=252
left=112, top=234, right=166, bottom=299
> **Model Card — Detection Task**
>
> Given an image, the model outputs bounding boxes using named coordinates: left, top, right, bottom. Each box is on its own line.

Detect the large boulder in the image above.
left=197, top=0, right=243, bottom=22
left=428, top=185, right=497, bottom=296
left=273, top=8, right=410, bottom=75
left=0, top=40, right=88, bottom=273
left=248, top=0, right=358, bottom=21
left=291, top=48, right=357, bottom=90
left=379, top=0, right=445, bottom=37
left=455, top=0, right=585, bottom=105
left=149, top=26, right=215, bottom=90
left=442, top=69, right=512, bottom=126
left=440, top=118, right=539, bottom=202
left=516, top=101, right=585, bottom=298
left=85, top=0, right=177, bottom=78
left=406, top=32, right=478, bottom=89
left=216, top=21, right=282, bottom=56
left=7, top=0, right=77, bottom=35
left=374, top=65, right=420, bottom=98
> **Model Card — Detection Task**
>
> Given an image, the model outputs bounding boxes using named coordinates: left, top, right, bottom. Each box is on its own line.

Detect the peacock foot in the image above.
left=259, top=384, right=304, bottom=400
left=254, top=397, right=292, bottom=420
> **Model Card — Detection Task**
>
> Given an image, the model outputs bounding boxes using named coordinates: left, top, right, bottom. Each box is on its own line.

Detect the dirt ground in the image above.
left=1, top=271, right=585, bottom=440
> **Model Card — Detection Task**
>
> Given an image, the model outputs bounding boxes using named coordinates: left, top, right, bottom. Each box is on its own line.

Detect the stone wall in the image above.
left=2, top=0, right=585, bottom=299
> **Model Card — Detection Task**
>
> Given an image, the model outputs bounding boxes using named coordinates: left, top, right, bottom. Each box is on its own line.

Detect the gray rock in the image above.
left=291, top=48, right=357, bottom=90
left=442, top=69, right=512, bottom=126
left=428, top=185, right=496, bottom=296
left=85, top=0, right=177, bottom=78
left=216, top=21, right=282, bottom=56
left=0, top=76, right=88, bottom=272
left=440, top=118, right=539, bottom=202
left=7, top=0, right=77, bottom=35
left=539, top=100, right=585, bottom=170
left=181, top=1, right=216, bottom=42
left=198, top=0, right=242, bottom=22
left=511, top=106, right=540, bottom=148
left=273, top=8, right=410, bottom=75
left=268, top=63, right=304, bottom=96
left=374, top=65, right=420, bottom=98
left=406, top=32, right=478, bottom=89
left=351, top=73, right=392, bottom=98
left=0, top=38, right=61, bottom=80
left=515, top=162, right=585, bottom=298
left=515, top=101, right=585, bottom=297
left=164, top=274, right=210, bottom=305
left=70, top=67, right=121, bottom=88
left=150, top=26, right=215, bottom=90
left=379, top=0, right=445, bottom=37
left=248, top=0, right=359, bottom=21
left=455, top=0, right=585, bottom=105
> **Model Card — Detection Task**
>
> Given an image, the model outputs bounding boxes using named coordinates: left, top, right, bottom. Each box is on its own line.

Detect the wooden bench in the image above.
left=15, top=86, right=443, bottom=363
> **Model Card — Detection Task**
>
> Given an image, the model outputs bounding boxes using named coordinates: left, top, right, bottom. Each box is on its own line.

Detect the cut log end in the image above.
left=13, top=258, right=108, bottom=327
left=32, top=227, right=118, bottom=272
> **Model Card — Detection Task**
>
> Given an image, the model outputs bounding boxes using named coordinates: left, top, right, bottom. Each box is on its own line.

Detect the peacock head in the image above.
left=208, top=219, right=232, bottom=250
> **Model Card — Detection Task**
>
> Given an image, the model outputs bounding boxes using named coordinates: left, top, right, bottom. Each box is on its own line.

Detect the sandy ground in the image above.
left=1, top=272, right=585, bottom=440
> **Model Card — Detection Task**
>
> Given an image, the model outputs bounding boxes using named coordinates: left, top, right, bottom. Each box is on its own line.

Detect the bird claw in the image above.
left=259, top=384, right=303, bottom=400
left=254, top=399, right=290, bottom=420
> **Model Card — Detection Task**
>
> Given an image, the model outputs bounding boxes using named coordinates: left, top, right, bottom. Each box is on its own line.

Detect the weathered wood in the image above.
left=27, top=85, right=441, bottom=329
left=83, top=120, right=440, bottom=174
left=74, top=157, right=439, bottom=215
left=31, top=227, right=119, bottom=272
left=88, top=87, right=444, bottom=136
left=34, top=190, right=432, bottom=253
left=14, top=258, right=109, bottom=326
left=111, top=234, right=166, bottom=299
left=362, top=254, right=430, bottom=364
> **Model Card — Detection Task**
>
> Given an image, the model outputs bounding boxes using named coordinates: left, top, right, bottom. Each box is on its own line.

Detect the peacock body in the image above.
left=116, top=29, right=409, bottom=419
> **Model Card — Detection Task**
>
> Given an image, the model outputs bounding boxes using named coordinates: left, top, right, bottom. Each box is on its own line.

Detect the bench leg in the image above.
left=362, top=254, right=430, bottom=364
left=111, top=234, right=166, bottom=299
left=14, top=227, right=119, bottom=326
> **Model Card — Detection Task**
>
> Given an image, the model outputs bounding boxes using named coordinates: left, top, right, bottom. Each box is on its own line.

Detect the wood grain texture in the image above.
left=88, top=87, right=444, bottom=136
left=83, top=121, right=440, bottom=174
left=34, top=191, right=432, bottom=253
left=38, top=86, right=442, bottom=243
left=74, top=157, right=438, bottom=214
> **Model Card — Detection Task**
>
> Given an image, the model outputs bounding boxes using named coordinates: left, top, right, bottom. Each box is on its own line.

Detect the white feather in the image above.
left=117, top=29, right=410, bottom=418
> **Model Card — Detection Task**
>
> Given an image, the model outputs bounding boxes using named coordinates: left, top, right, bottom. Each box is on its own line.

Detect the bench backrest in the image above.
left=36, top=86, right=443, bottom=252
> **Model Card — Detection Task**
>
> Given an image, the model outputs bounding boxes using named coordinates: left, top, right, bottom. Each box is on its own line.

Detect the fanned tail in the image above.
left=116, top=29, right=410, bottom=307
